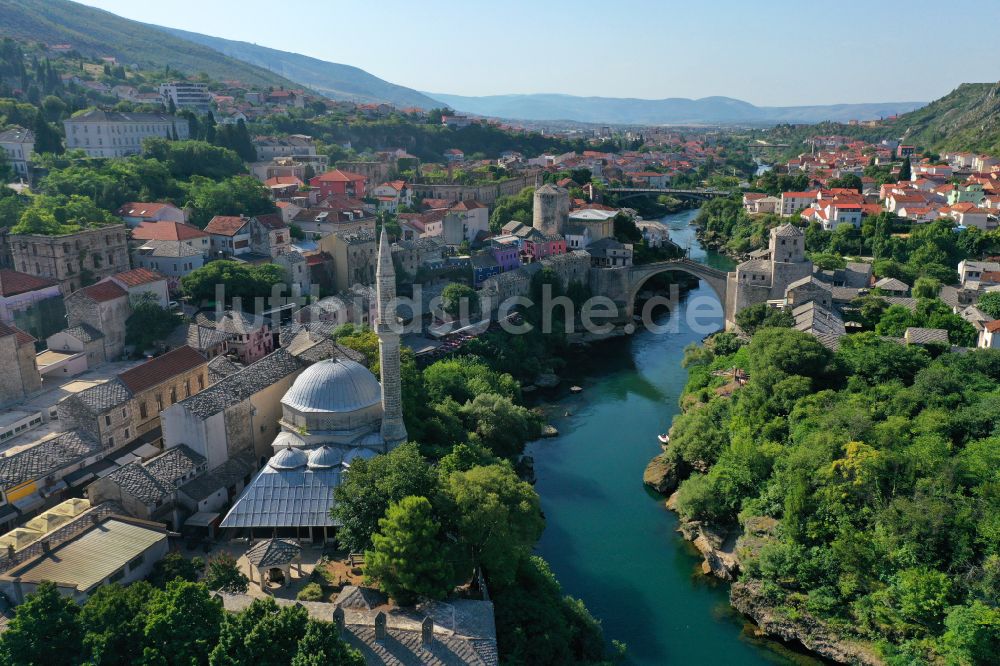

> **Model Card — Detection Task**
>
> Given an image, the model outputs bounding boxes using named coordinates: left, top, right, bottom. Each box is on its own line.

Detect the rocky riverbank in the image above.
left=645, top=456, right=884, bottom=665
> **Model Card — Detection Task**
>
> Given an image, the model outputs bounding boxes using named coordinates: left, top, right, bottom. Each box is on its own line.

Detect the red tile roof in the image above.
left=111, top=268, right=164, bottom=288
left=115, top=202, right=178, bottom=219
left=0, top=269, right=58, bottom=297
left=132, top=221, right=208, bottom=242
left=253, top=213, right=286, bottom=230
left=0, top=321, right=36, bottom=346
left=76, top=281, right=127, bottom=303
left=118, top=345, right=206, bottom=394
left=450, top=200, right=487, bottom=211
left=204, top=215, right=249, bottom=236
left=310, top=169, right=365, bottom=183
left=985, top=320, right=1000, bottom=333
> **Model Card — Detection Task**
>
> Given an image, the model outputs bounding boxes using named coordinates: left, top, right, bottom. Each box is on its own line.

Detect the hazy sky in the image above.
left=75, top=0, right=1000, bottom=106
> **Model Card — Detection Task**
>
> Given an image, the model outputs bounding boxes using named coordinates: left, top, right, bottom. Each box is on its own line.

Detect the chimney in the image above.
left=332, top=606, right=345, bottom=636
left=374, top=611, right=387, bottom=643
left=6, top=544, right=13, bottom=558
left=421, top=616, right=434, bottom=645
left=41, top=540, right=50, bottom=553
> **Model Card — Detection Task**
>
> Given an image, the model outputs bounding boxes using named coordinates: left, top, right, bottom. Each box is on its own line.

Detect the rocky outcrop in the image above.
left=677, top=519, right=740, bottom=580
left=731, top=580, right=884, bottom=666
left=642, top=453, right=678, bottom=494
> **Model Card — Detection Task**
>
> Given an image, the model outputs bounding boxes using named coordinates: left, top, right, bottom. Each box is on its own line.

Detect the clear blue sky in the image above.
left=76, top=0, right=1000, bottom=106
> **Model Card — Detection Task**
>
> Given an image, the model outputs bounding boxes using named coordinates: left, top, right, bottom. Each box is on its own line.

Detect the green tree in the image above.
left=125, top=297, right=181, bottom=351
left=148, top=552, right=202, bottom=588
left=460, top=393, right=542, bottom=458
left=203, top=552, right=249, bottom=593
left=364, top=495, right=455, bottom=605
left=180, top=260, right=285, bottom=305
left=142, top=580, right=224, bottom=666
left=0, top=581, right=83, bottom=666
left=912, top=276, right=942, bottom=299
left=80, top=582, right=156, bottom=666
left=827, top=173, right=863, bottom=192
left=978, top=291, right=1000, bottom=319
left=331, top=442, right=441, bottom=552
left=735, top=302, right=794, bottom=335
left=291, top=620, right=364, bottom=666
left=441, top=282, right=480, bottom=318
left=447, top=463, right=545, bottom=588
left=209, top=597, right=307, bottom=666
left=941, top=601, right=1000, bottom=665
left=898, top=156, right=912, bottom=182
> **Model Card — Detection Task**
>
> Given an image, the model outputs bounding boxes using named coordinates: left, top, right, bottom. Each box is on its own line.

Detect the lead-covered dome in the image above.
left=282, top=358, right=382, bottom=414
left=307, top=446, right=342, bottom=469
left=269, top=446, right=308, bottom=470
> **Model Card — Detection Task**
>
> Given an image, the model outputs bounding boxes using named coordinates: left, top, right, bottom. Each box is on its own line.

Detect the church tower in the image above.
left=375, top=231, right=407, bottom=447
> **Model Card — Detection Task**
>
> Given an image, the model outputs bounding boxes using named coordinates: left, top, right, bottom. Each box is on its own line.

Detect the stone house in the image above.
left=114, top=202, right=185, bottom=228
left=64, top=281, right=131, bottom=363
left=0, top=432, right=103, bottom=521
left=9, top=225, right=129, bottom=296
left=56, top=379, right=133, bottom=451
left=46, top=324, right=105, bottom=370
left=195, top=311, right=273, bottom=365
left=204, top=215, right=252, bottom=258
left=249, top=214, right=290, bottom=258
left=0, top=323, right=42, bottom=408
left=102, top=268, right=170, bottom=308
left=317, top=230, right=377, bottom=293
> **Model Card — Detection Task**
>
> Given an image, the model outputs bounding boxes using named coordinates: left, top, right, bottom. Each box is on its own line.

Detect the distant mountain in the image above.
left=426, top=92, right=926, bottom=126
left=0, top=0, right=300, bottom=89
left=884, top=82, right=1000, bottom=154
left=156, top=27, right=442, bottom=109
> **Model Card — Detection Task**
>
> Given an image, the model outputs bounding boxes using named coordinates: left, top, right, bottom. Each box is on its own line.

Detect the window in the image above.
left=170, top=387, right=177, bottom=404
left=155, top=394, right=163, bottom=410
left=104, top=414, right=111, bottom=427
left=124, top=428, right=130, bottom=440
left=184, top=379, right=191, bottom=397
left=121, top=408, right=127, bottom=419
left=139, top=402, right=147, bottom=419
left=197, top=374, right=205, bottom=390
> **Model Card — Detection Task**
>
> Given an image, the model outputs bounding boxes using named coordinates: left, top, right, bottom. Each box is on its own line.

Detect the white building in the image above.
left=0, top=126, right=34, bottom=179
left=159, top=82, right=212, bottom=112
left=64, top=110, right=190, bottom=158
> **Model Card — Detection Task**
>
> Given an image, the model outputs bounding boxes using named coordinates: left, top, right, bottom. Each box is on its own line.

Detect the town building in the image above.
left=102, top=268, right=170, bottom=308
left=0, top=126, right=34, bottom=180
left=308, top=169, right=367, bottom=200
left=0, top=323, right=41, bottom=408
left=9, top=225, right=129, bottom=296
left=63, top=110, right=190, bottom=158
left=63, top=281, right=130, bottom=363
left=0, top=270, right=64, bottom=342
left=195, top=311, right=273, bottom=365
left=114, top=202, right=185, bottom=228
left=317, top=229, right=377, bottom=293
left=158, top=82, right=212, bottom=112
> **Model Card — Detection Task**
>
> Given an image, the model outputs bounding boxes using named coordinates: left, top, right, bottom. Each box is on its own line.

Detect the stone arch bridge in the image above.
left=589, top=258, right=732, bottom=325
left=605, top=187, right=734, bottom=203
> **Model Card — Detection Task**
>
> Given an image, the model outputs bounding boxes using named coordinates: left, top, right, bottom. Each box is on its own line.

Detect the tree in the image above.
left=291, top=620, right=364, bottom=666
left=460, top=393, right=542, bottom=458
left=827, top=173, right=862, bottom=192
left=142, top=580, right=224, bottom=666
left=209, top=597, right=307, bottom=666
left=143, top=138, right=244, bottom=180
left=80, top=582, right=156, bottom=666
left=331, top=442, right=441, bottom=552
left=898, top=156, right=912, bottom=182
left=184, top=175, right=275, bottom=228
left=441, top=282, right=479, bottom=318
left=364, top=496, right=455, bottom=605
left=180, top=260, right=285, bottom=305
left=734, top=302, right=794, bottom=335
left=978, top=291, right=1000, bottom=319
left=422, top=356, right=519, bottom=405
left=941, top=601, right=1000, bottom=665
left=203, top=552, right=249, bottom=593
left=148, top=552, right=202, bottom=588
left=0, top=581, right=83, bottom=666
left=912, top=276, right=942, bottom=299
left=125, top=297, right=180, bottom=352
left=447, top=463, right=545, bottom=588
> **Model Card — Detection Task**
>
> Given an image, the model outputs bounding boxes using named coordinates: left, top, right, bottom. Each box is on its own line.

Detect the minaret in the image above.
left=375, top=231, right=407, bottom=447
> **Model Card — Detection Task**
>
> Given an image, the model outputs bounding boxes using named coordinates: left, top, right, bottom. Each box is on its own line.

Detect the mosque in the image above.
left=220, top=232, right=407, bottom=542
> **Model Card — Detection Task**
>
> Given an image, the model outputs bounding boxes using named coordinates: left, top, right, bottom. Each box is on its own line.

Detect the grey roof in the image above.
left=73, top=378, right=132, bottom=413
left=0, top=126, right=34, bottom=144
left=772, top=223, right=804, bottom=237
left=786, top=275, right=832, bottom=292
left=220, top=463, right=342, bottom=529
left=471, top=254, right=499, bottom=269
left=207, top=355, right=242, bottom=383
left=831, top=286, right=864, bottom=302
left=281, top=358, right=381, bottom=414
left=104, top=462, right=172, bottom=505
left=245, top=538, right=302, bottom=567
left=883, top=296, right=918, bottom=310
left=0, top=432, right=101, bottom=488
left=65, top=109, right=181, bottom=124
left=195, top=310, right=267, bottom=335
left=904, top=327, right=949, bottom=345
left=875, top=277, right=910, bottom=292
left=186, top=324, right=231, bottom=351
left=793, top=302, right=846, bottom=337
left=136, top=240, right=203, bottom=258
left=336, top=585, right=387, bottom=609
left=178, top=349, right=303, bottom=420
left=144, top=445, right=206, bottom=487
left=843, top=262, right=873, bottom=288
left=285, top=332, right=339, bottom=364
left=62, top=323, right=104, bottom=343
left=178, top=451, right=255, bottom=501
left=737, top=258, right=771, bottom=273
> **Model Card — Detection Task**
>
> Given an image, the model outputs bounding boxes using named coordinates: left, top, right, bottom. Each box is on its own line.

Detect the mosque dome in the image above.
left=282, top=358, right=382, bottom=414
left=307, top=446, right=342, bottom=469
left=269, top=447, right=308, bottom=470
left=343, top=447, right=377, bottom=466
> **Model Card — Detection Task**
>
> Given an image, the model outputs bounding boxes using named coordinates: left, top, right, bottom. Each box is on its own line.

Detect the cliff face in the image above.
left=655, top=474, right=884, bottom=665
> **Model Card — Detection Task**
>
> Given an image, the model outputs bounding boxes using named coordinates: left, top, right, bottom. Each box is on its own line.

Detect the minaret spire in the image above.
left=375, top=230, right=407, bottom=448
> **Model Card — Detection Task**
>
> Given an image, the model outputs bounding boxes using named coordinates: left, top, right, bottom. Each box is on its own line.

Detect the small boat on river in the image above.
left=657, top=433, right=670, bottom=444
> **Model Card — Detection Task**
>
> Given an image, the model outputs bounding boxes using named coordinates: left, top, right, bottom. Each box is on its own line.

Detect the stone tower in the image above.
left=375, top=231, right=407, bottom=447
left=532, top=184, right=570, bottom=236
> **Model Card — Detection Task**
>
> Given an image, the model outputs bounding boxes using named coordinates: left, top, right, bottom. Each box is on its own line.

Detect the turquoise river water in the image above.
left=526, top=208, right=821, bottom=665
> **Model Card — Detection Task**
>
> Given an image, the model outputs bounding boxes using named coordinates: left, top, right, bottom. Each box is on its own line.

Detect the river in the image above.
left=526, top=208, right=817, bottom=665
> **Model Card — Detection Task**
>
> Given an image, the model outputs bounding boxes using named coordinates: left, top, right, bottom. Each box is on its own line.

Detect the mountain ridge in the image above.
left=426, top=92, right=927, bottom=126
left=155, top=27, right=442, bottom=109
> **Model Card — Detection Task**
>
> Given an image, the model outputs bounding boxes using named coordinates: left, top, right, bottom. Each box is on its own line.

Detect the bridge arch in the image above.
left=624, top=259, right=729, bottom=321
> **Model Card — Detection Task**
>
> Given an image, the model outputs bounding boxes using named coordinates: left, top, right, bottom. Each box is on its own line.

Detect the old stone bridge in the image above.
left=605, top=186, right=734, bottom=202
left=589, top=257, right=732, bottom=324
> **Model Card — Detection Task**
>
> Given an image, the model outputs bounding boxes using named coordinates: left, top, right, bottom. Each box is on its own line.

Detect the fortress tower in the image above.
left=532, top=184, right=570, bottom=236
left=375, top=231, right=407, bottom=446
